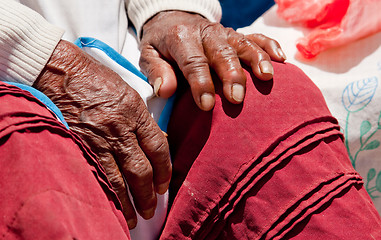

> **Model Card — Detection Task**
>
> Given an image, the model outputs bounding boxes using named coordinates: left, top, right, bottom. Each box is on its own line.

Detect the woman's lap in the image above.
left=0, top=82, right=130, bottom=239
left=164, top=62, right=381, bottom=239
left=1, top=60, right=380, bottom=239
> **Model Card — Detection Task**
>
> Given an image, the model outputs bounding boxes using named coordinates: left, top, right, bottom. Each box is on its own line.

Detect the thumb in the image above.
left=139, top=45, right=177, bottom=98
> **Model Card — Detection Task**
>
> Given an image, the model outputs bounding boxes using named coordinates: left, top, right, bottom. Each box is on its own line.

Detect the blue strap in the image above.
left=74, top=37, right=148, bottom=81
left=74, top=37, right=175, bottom=132
left=3, top=82, right=69, bottom=129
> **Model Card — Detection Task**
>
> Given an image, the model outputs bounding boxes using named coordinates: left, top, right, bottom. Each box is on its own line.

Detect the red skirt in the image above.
left=163, top=62, right=381, bottom=239
left=1, top=61, right=380, bottom=239
left=0, top=82, right=130, bottom=239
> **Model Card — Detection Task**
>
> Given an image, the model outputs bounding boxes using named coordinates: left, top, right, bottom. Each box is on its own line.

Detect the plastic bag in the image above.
left=275, top=0, right=381, bottom=58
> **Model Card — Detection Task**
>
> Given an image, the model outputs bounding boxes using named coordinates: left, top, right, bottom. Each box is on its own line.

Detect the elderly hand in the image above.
left=33, top=40, right=172, bottom=229
left=140, top=10, right=286, bottom=111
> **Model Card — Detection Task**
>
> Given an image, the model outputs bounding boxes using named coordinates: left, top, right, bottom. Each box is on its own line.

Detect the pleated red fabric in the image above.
left=0, top=82, right=130, bottom=240
left=163, top=62, right=381, bottom=239
left=1, top=60, right=381, bottom=240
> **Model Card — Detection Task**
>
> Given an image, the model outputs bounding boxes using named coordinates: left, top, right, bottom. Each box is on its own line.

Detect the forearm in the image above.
left=125, top=0, right=222, bottom=38
left=0, top=0, right=63, bottom=85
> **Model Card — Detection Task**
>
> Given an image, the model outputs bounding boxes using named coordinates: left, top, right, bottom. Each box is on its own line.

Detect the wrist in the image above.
left=33, top=40, right=84, bottom=93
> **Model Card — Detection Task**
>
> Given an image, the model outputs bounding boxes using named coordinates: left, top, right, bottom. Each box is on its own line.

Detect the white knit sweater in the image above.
left=0, top=0, right=221, bottom=86
left=0, top=0, right=64, bottom=85
left=127, top=0, right=222, bottom=38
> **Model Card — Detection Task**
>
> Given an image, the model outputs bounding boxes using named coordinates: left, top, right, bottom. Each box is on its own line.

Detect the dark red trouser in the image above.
left=0, top=62, right=380, bottom=239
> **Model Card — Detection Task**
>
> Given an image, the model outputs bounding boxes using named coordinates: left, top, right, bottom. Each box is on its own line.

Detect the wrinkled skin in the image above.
left=33, top=40, right=172, bottom=229
left=33, top=10, right=286, bottom=231
left=140, top=11, right=286, bottom=111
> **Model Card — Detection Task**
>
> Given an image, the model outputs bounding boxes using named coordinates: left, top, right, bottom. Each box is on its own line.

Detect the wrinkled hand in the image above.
left=33, top=40, right=172, bottom=229
left=140, top=11, right=286, bottom=111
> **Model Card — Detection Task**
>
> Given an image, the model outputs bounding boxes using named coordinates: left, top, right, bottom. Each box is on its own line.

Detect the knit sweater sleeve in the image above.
left=126, top=0, right=222, bottom=38
left=0, top=0, right=64, bottom=85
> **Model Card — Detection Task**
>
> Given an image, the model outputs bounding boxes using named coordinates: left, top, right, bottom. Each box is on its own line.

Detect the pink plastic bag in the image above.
left=275, top=0, right=381, bottom=58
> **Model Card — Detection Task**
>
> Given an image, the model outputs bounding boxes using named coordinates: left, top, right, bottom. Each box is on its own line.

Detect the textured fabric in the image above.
left=1, top=62, right=381, bottom=239
left=3, top=81, right=69, bottom=129
left=0, top=0, right=63, bottom=85
left=238, top=6, right=381, bottom=215
left=2, top=0, right=221, bottom=86
left=163, top=62, right=381, bottom=239
left=0, top=82, right=130, bottom=239
left=126, top=0, right=222, bottom=38
left=17, top=0, right=129, bottom=53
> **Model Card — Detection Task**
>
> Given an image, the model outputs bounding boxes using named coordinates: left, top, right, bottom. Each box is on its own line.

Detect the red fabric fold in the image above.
left=163, top=62, right=381, bottom=239
left=0, top=82, right=130, bottom=240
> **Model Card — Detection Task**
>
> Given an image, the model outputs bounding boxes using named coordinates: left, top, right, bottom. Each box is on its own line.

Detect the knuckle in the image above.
left=139, top=59, right=154, bottom=77
left=215, top=45, right=235, bottom=57
left=138, top=47, right=156, bottom=72
left=151, top=143, right=171, bottom=167
left=168, top=24, right=191, bottom=43
left=226, top=28, right=242, bottom=38
left=171, top=24, right=186, bottom=34
left=251, top=33, right=267, bottom=40
left=138, top=42, right=150, bottom=52
left=140, top=127, right=169, bottom=153
left=227, top=32, right=254, bottom=52
left=138, top=49, right=150, bottom=66
left=236, top=37, right=252, bottom=50
left=128, top=162, right=154, bottom=188
left=248, top=33, right=280, bottom=49
left=119, top=92, right=143, bottom=118
left=181, top=54, right=209, bottom=72
left=270, top=39, right=282, bottom=49
left=200, top=22, right=222, bottom=36
left=153, top=139, right=169, bottom=155
left=109, top=175, right=126, bottom=193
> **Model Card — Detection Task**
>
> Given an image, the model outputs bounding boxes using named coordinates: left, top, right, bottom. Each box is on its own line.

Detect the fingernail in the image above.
left=200, top=93, right=215, bottom=111
left=162, top=131, right=168, bottom=138
left=153, top=77, right=162, bottom=96
left=277, top=48, right=287, bottom=60
left=142, top=207, right=155, bottom=219
left=127, top=218, right=137, bottom=229
left=157, top=181, right=169, bottom=195
left=232, top=84, right=244, bottom=103
left=259, top=61, right=274, bottom=75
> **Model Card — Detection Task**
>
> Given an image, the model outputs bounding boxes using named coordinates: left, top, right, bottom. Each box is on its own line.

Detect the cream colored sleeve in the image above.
left=126, top=0, right=222, bottom=38
left=0, top=0, right=64, bottom=85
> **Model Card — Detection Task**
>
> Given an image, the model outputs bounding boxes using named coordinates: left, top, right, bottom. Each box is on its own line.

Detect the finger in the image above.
left=166, top=28, right=215, bottom=111
left=135, top=111, right=172, bottom=195
left=245, top=33, right=287, bottom=62
left=139, top=45, right=177, bottom=98
left=98, top=151, right=138, bottom=229
left=112, top=133, right=158, bottom=220
left=202, top=29, right=247, bottom=104
left=68, top=126, right=138, bottom=228
left=227, top=31, right=274, bottom=81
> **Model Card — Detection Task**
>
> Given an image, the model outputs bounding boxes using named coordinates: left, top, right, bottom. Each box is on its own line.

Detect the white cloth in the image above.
left=0, top=0, right=221, bottom=85
left=16, top=0, right=222, bottom=57
left=0, top=0, right=64, bottom=85
left=126, top=0, right=222, bottom=39
left=238, top=5, right=381, bottom=214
